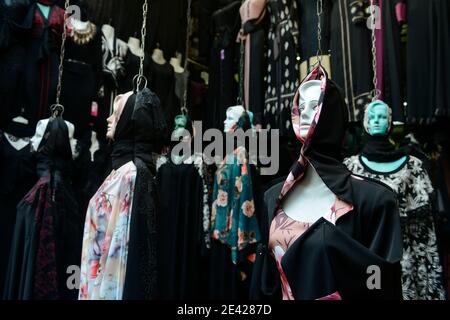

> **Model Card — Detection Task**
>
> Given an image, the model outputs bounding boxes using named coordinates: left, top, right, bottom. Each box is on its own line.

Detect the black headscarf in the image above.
left=111, top=88, right=168, bottom=170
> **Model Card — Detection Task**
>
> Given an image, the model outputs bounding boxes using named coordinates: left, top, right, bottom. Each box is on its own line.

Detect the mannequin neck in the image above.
left=37, top=3, right=51, bottom=20
left=90, top=131, right=100, bottom=162
left=170, top=57, right=184, bottom=73
left=152, top=48, right=166, bottom=65
left=102, top=24, right=115, bottom=40
left=282, top=165, right=336, bottom=224
left=361, top=155, right=408, bottom=173
left=71, top=18, right=90, bottom=31
left=128, top=37, right=144, bottom=57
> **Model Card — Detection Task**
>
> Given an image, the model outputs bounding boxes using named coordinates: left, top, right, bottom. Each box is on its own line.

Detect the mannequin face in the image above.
left=298, top=80, right=322, bottom=139
left=224, top=106, right=245, bottom=133
left=367, top=104, right=389, bottom=136
left=106, top=95, right=127, bottom=140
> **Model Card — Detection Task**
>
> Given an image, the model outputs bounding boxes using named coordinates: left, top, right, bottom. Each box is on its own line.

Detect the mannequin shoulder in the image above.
left=349, top=174, right=398, bottom=212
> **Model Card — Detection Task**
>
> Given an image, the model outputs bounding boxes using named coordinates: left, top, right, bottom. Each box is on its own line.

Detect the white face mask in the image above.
left=298, top=80, right=322, bottom=140
left=223, top=105, right=246, bottom=133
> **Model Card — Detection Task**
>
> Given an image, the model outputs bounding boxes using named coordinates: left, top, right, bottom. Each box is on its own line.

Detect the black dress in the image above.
left=60, top=22, right=103, bottom=140
left=156, top=156, right=210, bottom=299
left=3, top=118, right=82, bottom=300
left=22, top=3, right=65, bottom=125
left=405, top=0, right=450, bottom=124
left=205, top=1, right=241, bottom=131
left=329, top=0, right=374, bottom=122
left=0, top=124, right=36, bottom=298
left=119, top=50, right=150, bottom=94
left=264, top=0, right=300, bottom=137
left=149, top=60, right=176, bottom=128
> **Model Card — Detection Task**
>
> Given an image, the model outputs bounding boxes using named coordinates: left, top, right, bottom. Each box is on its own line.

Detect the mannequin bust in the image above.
left=170, top=53, right=184, bottom=73
left=223, top=105, right=245, bottom=133
left=282, top=80, right=335, bottom=223
left=361, top=100, right=407, bottom=172
left=152, top=47, right=167, bottom=65
left=127, top=37, right=144, bottom=57
left=102, top=24, right=128, bottom=57
left=71, top=17, right=89, bottom=30
left=37, top=3, right=50, bottom=20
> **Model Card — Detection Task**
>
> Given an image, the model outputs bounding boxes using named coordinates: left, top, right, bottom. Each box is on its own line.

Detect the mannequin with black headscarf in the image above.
left=250, top=66, right=403, bottom=300
left=344, top=101, right=446, bottom=300
left=79, top=88, right=167, bottom=300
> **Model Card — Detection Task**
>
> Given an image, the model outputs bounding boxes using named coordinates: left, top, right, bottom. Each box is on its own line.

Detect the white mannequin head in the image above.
left=224, top=105, right=245, bottom=133
left=298, top=80, right=322, bottom=139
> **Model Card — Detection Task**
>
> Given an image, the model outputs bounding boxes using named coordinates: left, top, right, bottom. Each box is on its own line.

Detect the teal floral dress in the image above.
left=211, top=146, right=261, bottom=265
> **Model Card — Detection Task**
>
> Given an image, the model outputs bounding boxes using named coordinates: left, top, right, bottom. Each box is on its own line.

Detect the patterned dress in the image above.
left=79, top=161, right=136, bottom=300
left=264, top=0, right=300, bottom=136
left=344, top=155, right=446, bottom=300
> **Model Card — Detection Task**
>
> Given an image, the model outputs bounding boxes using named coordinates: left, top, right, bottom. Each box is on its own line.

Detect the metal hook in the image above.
left=50, top=104, right=65, bottom=118
left=133, top=74, right=148, bottom=92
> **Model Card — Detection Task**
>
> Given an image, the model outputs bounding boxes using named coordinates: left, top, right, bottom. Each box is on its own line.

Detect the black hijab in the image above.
left=111, top=88, right=168, bottom=170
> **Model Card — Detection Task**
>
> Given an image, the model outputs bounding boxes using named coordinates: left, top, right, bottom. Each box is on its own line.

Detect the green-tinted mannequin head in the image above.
left=364, top=100, right=392, bottom=136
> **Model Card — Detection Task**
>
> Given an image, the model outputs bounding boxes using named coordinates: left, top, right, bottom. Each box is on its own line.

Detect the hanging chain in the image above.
left=181, top=0, right=192, bottom=114
left=55, top=0, right=70, bottom=106
left=370, top=0, right=379, bottom=101
left=316, top=0, right=323, bottom=64
left=137, top=0, right=148, bottom=88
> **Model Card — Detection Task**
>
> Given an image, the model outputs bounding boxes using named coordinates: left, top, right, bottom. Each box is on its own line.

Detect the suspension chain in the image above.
left=181, top=0, right=192, bottom=114
left=137, top=0, right=148, bottom=88
left=316, top=0, right=323, bottom=64
left=370, top=0, right=379, bottom=101
left=55, top=0, right=70, bottom=106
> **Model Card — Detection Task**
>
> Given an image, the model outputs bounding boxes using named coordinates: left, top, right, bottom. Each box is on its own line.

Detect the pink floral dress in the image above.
left=79, top=161, right=137, bottom=300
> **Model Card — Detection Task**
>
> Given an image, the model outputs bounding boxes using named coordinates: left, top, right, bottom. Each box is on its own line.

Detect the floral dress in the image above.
left=79, top=161, right=136, bottom=300
left=211, top=147, right=261, bottom=264
left=344, top=155, right=446, bottom=300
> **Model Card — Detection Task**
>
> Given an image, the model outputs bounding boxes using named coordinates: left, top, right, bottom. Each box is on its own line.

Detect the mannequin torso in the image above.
left=127, top=37, right=144, bottom=58
left=282, top=165, right=336, bottom=223
left=361, top=155, right=408, bottom=173
left=152, top=48, right=166, bottom=65
left=102, top=24, right=128, bottom=57
left=170, top=57, right=184, bottom=73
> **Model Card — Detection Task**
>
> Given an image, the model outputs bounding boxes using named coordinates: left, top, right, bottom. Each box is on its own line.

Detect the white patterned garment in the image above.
left=79, top=161, right=137, bottom=300
left=344, top=155, right=446, bottom=300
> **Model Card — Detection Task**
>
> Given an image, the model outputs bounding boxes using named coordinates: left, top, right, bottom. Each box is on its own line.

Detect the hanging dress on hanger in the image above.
left=3, top=117, right=82, bottom=300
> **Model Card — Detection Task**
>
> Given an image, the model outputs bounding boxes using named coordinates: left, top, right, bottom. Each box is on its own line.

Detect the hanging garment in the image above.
left=3, top=117, right=82, bottom=300
left=174, top=70, right=189, bottom=112
left=250, top=67, right=403, bottom=300
left=405, top=0, right=450, bottom=123
left=0, top=122, right=36, bottom=298
left=329, top=0, right=374, bottom=122
left=149, top=60, right=177, bottom=131
left=79, top=88, right=167, bottom=300
left=382, top=0, right=407, bottom=122
left=119, top=51, right=150, bottom=94
left=209, top=112, right=261, bottom=299
left=263, top=0, right=300, bottom=137
left=22, top=3, right=65, bottom=125
left=205, top=1, right=241, bottom=131
left=155, top=153, right=211, bottom=299
left=344, top=155, right=446, bottom=300
left=60, top=21, right=103, bottom=139
left=239, top=0, right=268, bottom=126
